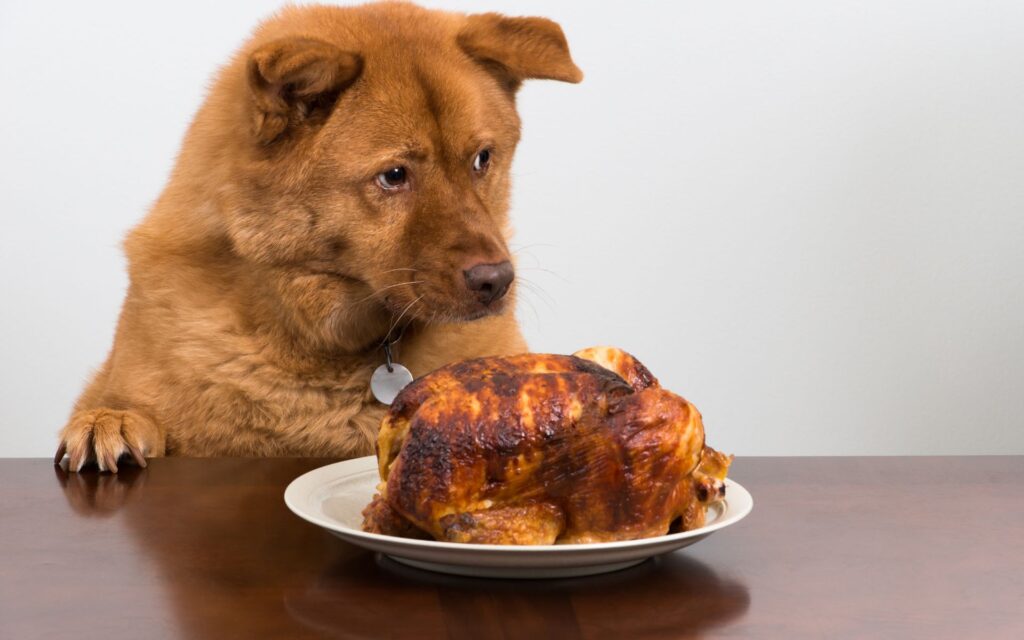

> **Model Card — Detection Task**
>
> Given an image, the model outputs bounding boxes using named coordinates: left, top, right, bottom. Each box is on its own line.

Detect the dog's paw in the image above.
left=55, top=409, right=163, bottom=473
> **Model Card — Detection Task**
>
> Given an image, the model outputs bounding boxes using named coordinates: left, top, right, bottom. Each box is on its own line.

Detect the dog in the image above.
left=55, top=1, right=582, bottom=472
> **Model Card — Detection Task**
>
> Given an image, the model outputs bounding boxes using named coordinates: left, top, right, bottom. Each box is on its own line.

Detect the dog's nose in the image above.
left=463, top=261, right=514, bottom=305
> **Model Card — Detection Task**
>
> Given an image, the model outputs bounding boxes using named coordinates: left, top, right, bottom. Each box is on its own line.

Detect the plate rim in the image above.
left=284, top=455, right=753, bottom=553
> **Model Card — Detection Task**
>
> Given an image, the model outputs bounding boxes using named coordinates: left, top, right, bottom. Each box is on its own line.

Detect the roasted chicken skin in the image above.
left=363, top=347, right=731, bottom=544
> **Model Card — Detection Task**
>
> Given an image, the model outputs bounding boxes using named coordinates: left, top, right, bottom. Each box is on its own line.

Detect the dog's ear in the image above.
left=458, top=13, right=583, bottom=92
left=247, top=37, right=362, bottom=144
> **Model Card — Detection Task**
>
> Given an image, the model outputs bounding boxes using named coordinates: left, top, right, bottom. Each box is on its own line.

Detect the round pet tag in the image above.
left=371, top=363, right=413, bottom=405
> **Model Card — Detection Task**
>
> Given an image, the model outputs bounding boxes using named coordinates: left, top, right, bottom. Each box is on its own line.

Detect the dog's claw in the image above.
left=69, top=446, right=83, bottom=473
left=127, top=443, right=147, bottom=468
left=104, top=451, right=119, bottom=474
left=54, top=442, right=67, bottom=465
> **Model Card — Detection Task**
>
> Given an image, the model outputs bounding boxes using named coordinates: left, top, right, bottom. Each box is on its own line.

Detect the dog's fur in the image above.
left=57, top=2, right=581, bottom=471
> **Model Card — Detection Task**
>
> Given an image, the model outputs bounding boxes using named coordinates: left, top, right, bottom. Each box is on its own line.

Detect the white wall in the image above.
left=2, top=0, right=1022, bottom=457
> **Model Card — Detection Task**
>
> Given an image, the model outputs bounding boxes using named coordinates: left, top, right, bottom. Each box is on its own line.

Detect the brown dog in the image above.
left=55, top=2, right=582, bottom=472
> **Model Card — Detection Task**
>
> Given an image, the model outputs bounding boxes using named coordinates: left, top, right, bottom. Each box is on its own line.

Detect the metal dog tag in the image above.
left=371, top=363, right=413, bottom=405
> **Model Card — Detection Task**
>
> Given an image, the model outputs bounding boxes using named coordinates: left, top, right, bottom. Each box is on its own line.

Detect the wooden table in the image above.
left=1, top=457, right=1021, bottom=639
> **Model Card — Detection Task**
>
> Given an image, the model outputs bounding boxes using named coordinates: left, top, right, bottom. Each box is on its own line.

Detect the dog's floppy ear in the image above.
left=247, top=37, right=362, bottom=144
left=458, top=13, right=583, bottom=91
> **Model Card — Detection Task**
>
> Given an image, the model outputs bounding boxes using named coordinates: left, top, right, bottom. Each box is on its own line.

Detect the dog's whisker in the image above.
left=516, top=277, right=557, bottom=310
left=516, top=287, right=543, bottom=326
left=350, top=280, right=424, bottom=307
left=395, top=297, right=425, bottom=337
left=424, top=308, right=439, bottom=328
left=517, top=273, right=552, bottom=293
left=378, top=267, right=419, bottom=275
left=530, top=290, right=558, bottom=312
left=381, top=294, right=424, bottom=345
left=402, top=301, right=423, bottom=332
left=518, top=291, right=553, bottom=318
left=516, top=266, right=569, bottom=284
left=510, top=242, right=555, bottom=254
left=512, top=251, right=540, bottom=269
left=510, top=250, right=568, bottom=283
left=510, top=247, right=541, bottom=262
left=517, top=287, right=556, bottom=316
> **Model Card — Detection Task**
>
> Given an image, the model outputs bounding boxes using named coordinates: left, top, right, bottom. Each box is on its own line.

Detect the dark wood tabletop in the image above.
left=1, top=456, right=1021, bottom=639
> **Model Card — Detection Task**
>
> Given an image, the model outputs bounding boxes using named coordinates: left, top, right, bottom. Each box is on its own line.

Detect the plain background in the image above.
left=1, top=0, right=1022, bottom=458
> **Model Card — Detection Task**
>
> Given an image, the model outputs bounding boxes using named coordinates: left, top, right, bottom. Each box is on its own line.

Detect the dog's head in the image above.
left=204, top=3, right=581, bottom=350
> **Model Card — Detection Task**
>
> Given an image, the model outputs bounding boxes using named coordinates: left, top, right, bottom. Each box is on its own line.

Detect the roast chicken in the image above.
left=362, top=346, right=732, bottom=544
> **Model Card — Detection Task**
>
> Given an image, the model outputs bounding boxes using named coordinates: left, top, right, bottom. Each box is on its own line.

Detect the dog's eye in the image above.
left=473, top=149, right=491, bottom=173
left=377, top=167, right=408, bottom=190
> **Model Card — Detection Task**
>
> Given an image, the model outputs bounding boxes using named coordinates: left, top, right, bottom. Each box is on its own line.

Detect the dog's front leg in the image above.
left=55, top=409, right=165, bottom=473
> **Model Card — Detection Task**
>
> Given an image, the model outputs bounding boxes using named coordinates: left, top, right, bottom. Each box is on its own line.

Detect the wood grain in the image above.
left=0, top=457, right=1021, bottom=639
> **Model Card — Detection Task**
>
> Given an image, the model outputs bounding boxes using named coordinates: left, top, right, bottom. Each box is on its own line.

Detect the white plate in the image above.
left=284, top=456, right=753, bottom=579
